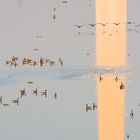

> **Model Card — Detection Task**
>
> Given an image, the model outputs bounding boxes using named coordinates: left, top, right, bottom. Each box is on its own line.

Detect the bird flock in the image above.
left=0, top=1, right=139, bottom=140
left=74, top=21, right=140, bottom=36
left=0, top=88, right=58, bottom=107
left=5, top=56, right=64, bottom=68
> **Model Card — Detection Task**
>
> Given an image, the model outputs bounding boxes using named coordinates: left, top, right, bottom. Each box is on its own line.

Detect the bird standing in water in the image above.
left=130, top=109, right=134, bottom=119
left=54, top=92, right=57, bottom=100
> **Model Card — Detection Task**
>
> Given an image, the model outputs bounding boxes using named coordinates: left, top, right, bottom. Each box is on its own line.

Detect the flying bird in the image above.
left=75, top=25, right=84, bottom=28
left=97, top=23, right=108, bottom=27
left=87, top=23, right=96, bottom=27
left=113, top=23, right=121, bottom=26
left=124, top=21, right=135, bottom=25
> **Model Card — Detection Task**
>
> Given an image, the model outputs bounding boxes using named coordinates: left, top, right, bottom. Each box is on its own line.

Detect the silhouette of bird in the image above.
left=27, top=81, right=33, bottom=84
left=32, top=88, right=38, bottom=96
left=33, top=61, right=38, bottom=66
left=52, top=14, right=56, bottom=20
left=50, top=61, right=55, bottom=66
left=12, top=56, right=18, bottom=62
left=127, top=135, right=130, bottom=140
left=40, top=57, right=45, bottom=66
left=11, top=98, right=19, bottom=105
left=20, top=89, right=26, bottom=98
left=97, top=23, right=108, bottom=27
left=114, top=76, right=119, bottom=82
left=130, top=109, right=134, bottom=119
left=75, top=25, right=84, bottom=28
left=120, top=82, right=125, bottom=90
left=0, top=96, right=2, bottom=104
left=87, top=23, right=96, bottom=27
left=113, top=23, right=121, bottom=26
left=59, top=58, right=63, bottom=66
left=99, top=75, right=103, bottom=82
left=124, top=21, right=135, bottom=25
left=41, top=90, right=47, bottom=98
left=93, top=103, right=97, bottom=110
left=54, top=92, right=57, bottom=100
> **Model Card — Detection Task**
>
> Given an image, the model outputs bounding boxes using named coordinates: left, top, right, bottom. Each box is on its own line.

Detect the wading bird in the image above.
left=120, top=82, right=125, bottom=90
left=32, top=88, right=38, bottom=96
left=20, top=89, right=27, bottom=98
left=41, top=90, right=47, bottom=98
left=54, top=92, right=57, bottom=100
left=114, top=76, right=119, bottom=82
left=0, top=96, right=3, bottom=104
left=130, top=109, right=134, bottom=119
left=99, top=75, right=103, bottom=82
left=52, top=14, right=56, bottom=20
left=127, top=135, right=130, bottom=140
left=11, top=98, right=19, bottom=105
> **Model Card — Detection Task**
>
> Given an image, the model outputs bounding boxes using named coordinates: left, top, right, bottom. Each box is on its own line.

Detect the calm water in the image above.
left=0, top=0, right=140, bottom=140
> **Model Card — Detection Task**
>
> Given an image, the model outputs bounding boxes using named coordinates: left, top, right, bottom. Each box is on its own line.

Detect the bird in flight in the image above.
left=87, top=23, right=96, bottom=27
left=113, top=23, right=121, bottom=26
left=0, top=96, right=2, bottom=104
left=124, top=21, right=135, bottom=25
left=75, top=25, right=84, bottom=28
left=96, top=23, right=108, bottom=27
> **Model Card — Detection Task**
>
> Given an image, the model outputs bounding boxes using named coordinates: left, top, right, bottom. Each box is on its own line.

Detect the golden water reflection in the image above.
left=96, top=0, right=127, bottom=139
left=97, top=75, right=126, bottom=140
